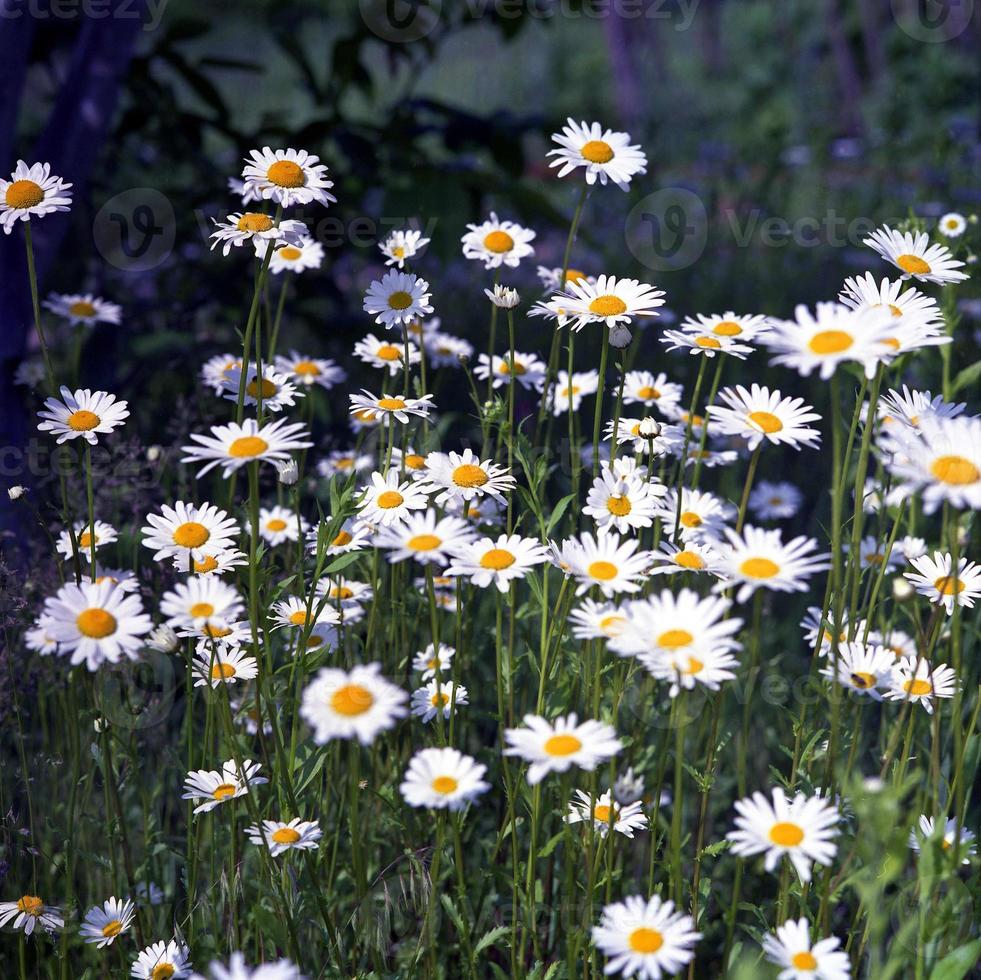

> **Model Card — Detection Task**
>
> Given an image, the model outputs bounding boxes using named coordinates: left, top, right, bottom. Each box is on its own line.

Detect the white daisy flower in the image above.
left=909, top=815, right=976, bottom=864
left=866, top=627, right=917, bottom=661
left=356, top=470, right=432, bottom=527
left=348, top=389, right=435, bottom=424
left=300, top=663, right=408, bottom=745
left=582, top=468, right=666, bottom=533
left=504, top=712, right=622, bottom=785
left=248, top=505, right=307, bottom=546
left=80, top=896, right=135, bottom=947
left=389, top=446, right=431, bottom=480
left=613, top=767, right=647, bottom=805
left=622, top=370, right=682, bottom=414
left=904, top=552, right=981, bottom=614
left=254, top=233, right=324, bottom=273
left=484, top=283, right=520, bottom=308
left=201, top=353, right=243, bottom=391
left=566, top=790, right=648, bottom=838
left=25, top=622, right=59, bottom=655
left=363, top=270, right=433, bottom=328
left=591, top=894, right=700, bottom=979
left=192, top=644, right=259, bottom=689
left=181, top=418, right=312, bottom=478
left=549, top=369, right=599, bottom=415
left=660, top=329, right=754, bottom=360
left=884, top=656, right=957, bottom=713
left=245, top=819, right=322, bottom=857
left=133, top=882, right=165, bottom=906
left=680, top=311, right=772, bottom=342
left=161, top=577, right=244, bottom=629
left=241, top=146, right=336, bottom=208
left=536, top=265, right=594, bottom=292
left=473, top=351, right=547, bottom=391
left=0, top=894, right=63, bottom=935
left=864, top=225, right=968, bottom=284
left=548, top=118, right=648, bottom=189
left=44, top=292, right=121, bottom=328
left=707, top=384, right=822, bottom=451
left=172, top=549, right=249, bottom=577
left=849, top=535, right=902, bottom=572
left=568, top=599, right=627, bottom=641
left=648, top=643, right=741, bottom=698
left=761, top=917, right=851, bottom=980
left=37, top=386, right=129, bottom=445
left=132, top=939, right=192, bottom=979
left=374, top=510, right=473, bottom=565
left=306, top=517, right=373, bottom=557
left=317, top=450, right=374, bottom=480
left=410, top=680, right=468, bottom=722
left=647, top=539, right=720, bottom=577
left=899, top=536, right=928, bottom=562
left=607, top=418, right=685, bottom=457
left=209, top=212, right=307, bottom=256
left=555, top=531, right=652, bottom=598
left=56, top=519, right=117, bottom=563
left=461, top=211, right=536, bottom=269
left=0, top=160, right=72, bottom=232
left=876, top=385, right=965, bottom=434
left=554, top=274, right=665, bottom=341
left=653, top=488, right=733, bottom=542
left=748, top=480, right=803, bottom=521
left=425, top=331, right=474, bottom=368
left=411, top=642, right=455, bottom=680
left=219, top=364, right=302, bottom=413
left=146, top=624, right=180, bottom=654
left=819, top=641, right=895, bottom=698
left=142, top=501, right=240, bottom=564
left=727, top=786, right=839, bottom=883
left=190, top=952, right=302, bottom=980
left=354, top=332, right=420, bottom=376
left=274, top=351, right=346, bottom=389
left=178, top=619, right=253, bottom=647
left=314, top=577, right=373, bottom=609
left=937, top=212, right=967, bottom=238
left=400, top=747, right=490, bottom=810
left=270, top=595, right=341, bottom=635
left=380, top=228, right=430, bottom=268
left=839, top=272, right=945, bottom=340
left=181, top=759, right=266, bottom=815
left=424, top=449, right=516, bottom=505
left=445, top=532, right=549, bottom=593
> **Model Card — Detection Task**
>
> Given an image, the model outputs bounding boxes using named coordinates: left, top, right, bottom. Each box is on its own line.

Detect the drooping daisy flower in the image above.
left=761, top=918, right=851, bottom=980
left=909, top=815, right=976, bottom=864
left=904, top=552, right=981, bottom=614
left=209, top=213, right=307, bottom=256
left=132, top=939, right=192, bottom=979
left=622, top=370, right=682, bottom=414
left=0, top=160, right=72, bottom=232
left=727, top=786, right=839, bottom=882
left=374, top=510, right=473, bottom=565
left=410, top=680, right=469, bottom=722
left=42, top=579, right=152, bottom=671
left=300, top=663, right=408, bottom=745
left=37, top=386, right=129, bottom=445
left=473, top=351, right=547, bottom=391
left=161, top=577, right=244, bottom=630
left=219, top=365, right=302, bottom=413
left=172, top=549, right=248, bottom=578
left=255, top=233, right=324, bottom=273
left=591, top=894, right=700, bottom=979
left=864, top=225, right=968, bottom=284
left=363, top=270, right=433, bottom=328
left=555, top=274, right=665, bottom=344
left=653, top=488, right=732, bottom=542
left=548, top=118, right=648, bottom=189
left=181, top=418, right=312, bottom=478
left=182, top=759, right=267, bottom=815
left=884, top=656, right=957, bottom=713
left=357, top=470, right=432, bottom=527
left=660, top=329, right=754, bottom=360
left=566, top=790, right=648, bottom=838
left=241, top=146, right=336, bottom=208
left=461, top=211, right=536, bottom=269
left=44, top=292, right=121, bottom=328
left=707, top=384, right=821, bottom=451
left=504, top=713, right=621, bottom=785
left=411, top=642, right=455, bottom=680
left=192, top=644, right=259, bottom=689
left=748, top=480, right=803, bottom=521
left=56, top=519, right=117, bottom=562
left=568, top=599, right=627, bottom=641
left=246, top=819, right=322, bottom=857
left=424, top=449, right=516, bottom=505
left=714, top=526, right=830, bottom=604
left=647, top=540, right=720, bottom=577
left=0, top=894, right=64, bottom=935
left=555, top=531, right=652, bottom=598
left=348, top=389, right=435, bottom=425
left=380, top=228, right=430, bottom=268
left=142, top=501, right=240, bottom=564
left=400, top=747, right=490, bottom=810
left=190, top=952, right=303, bottom=980
left=354, top=332, right=421, bottom=376
left=549, top=369, right=599, bottom=415
left=680, top=311, right=772, bottom=343
left=819, top=641, right=894, bottom=699
left=80, top=896, right=135, bottom=947
left=582, top=468, right=665, bottom=533
left=274, top=351, right=346, bottom=389
left=445, top=533, right=549, bottom=593
left=937, top=212, right=967, bottom=238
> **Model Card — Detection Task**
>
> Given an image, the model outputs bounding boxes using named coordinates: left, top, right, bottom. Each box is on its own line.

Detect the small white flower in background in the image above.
left=191, top=953, right=304, bottom=980
left=300, top=663, right=408, bottom=745
left=761, top=917, right=851, bottom=980
left=147, top=624, right=180, bottom=654
left=484, top=283, right=520, bottom=308
left=566, top=789, right=648, bottom=838
left=246, top=819, right=322, bottom=858
left=44, top=292, right=121, bottom=328
left=400, top=747, right=490, bottom=810
left=864, top=224, right=968, bottom=284
left=7, top=485, right=26, bottom=500
left=133, top=882, right=164, bottom=906
left=0, top=894, right=64, bottom=935
left=748, top=480, right=803, bottom=521
left=411, top=680, right=469, bottom=722
left=613, top=767, right=645, bottom=805
left=380, top=228, right=430, bottom=268
left=80, top=896, right=135, bottom=947
left=0, top=160, right=72, bottom=232
left=192, top=644, right=259, bottom=689
left=209, top=212, right=308, bottom=256
left=411, top=642, right=456, bottom=679
left=504, top=712, right=622, bottom=784
left=274, top=351, right=347, bottom=390
left=884, top=656, right=957, bottom=714
left=219, top=364, right=302, bottom=413
left=937, top=212, right=967, bottom=238
left=255, top=234, right=324, bottom=274
left=348, top=389, right=435, bottom=425
left=909, top=815, right=976, bottom=864
left=132, top=939, right=192, bottom=979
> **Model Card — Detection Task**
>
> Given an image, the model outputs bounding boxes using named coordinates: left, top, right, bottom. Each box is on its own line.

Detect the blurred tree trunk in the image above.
left=603, top=11, right=642, bottom=126
left=857, top=0, right=885, bottom=81
left=823, top=0, right=865, bottom=136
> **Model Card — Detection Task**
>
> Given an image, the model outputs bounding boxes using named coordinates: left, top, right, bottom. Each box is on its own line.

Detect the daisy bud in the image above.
left=146, top=445, right=161, bottom=462
left=277, top=458, right=299, bottom=485
left=608, top=324, right=632, bottom=348
left=484, top=284, right=520, bottom=309
left=892, top=576, right=915, bottom=602
left=93, top=716, right=108, bottom=733
left=638, top=417, right=661, bottom=439
left=7, top=485, right=26, bottom=500
left=147, top=624, right=180, bottom=654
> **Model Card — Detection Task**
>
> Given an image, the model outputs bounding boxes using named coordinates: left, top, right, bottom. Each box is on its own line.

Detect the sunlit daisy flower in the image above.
left=592, top=894, right=700, bottom=979
left=44, top=292, right=121, bottom=329
left=899, top=536, right=929, bottom=563
left=0, top=160, right=72, bottom=232
left=607, top=418, right=685, bottom=457
left=246, top=819, right=322, bottom=858
left=528, top=296, right=573, bottom=328
left=707, top=384, right=821, bottom=451
left=839, top=273, right=945, bottom=344
left=301, top=663, right=407, bottom=744
left=178, top=617, right=253, bottom=647
left=254, top=233, right=323, bottom=273
left=363, top=270, right=433, bottom=328
left=714, top=525, right=830, bottom=604
left=89, top=566, right=140, bottom=594
left=904, top=552, right=981, bottom=614
left=80, top=897, right=135, bottom=947
left=583, top=468, right=665, bottom=533
left=400, top=747, right=490, bottom=810
left=849, top=535, right=902, bottom=572
left=26, top=621, right=59, bottom=655
left=884, top=656, right=957, bottom=713
left=55, top=519, right=117, bottom=562
left=621, top=371, right=682, bottom=414
left=271, top=595, right=341, bottom=635
left=354, top=332, right=421, bottom=376
left=43, top=579, right=152, bottom=671
left=388, top=446, right=432, bottom=481
left=473, top=351, right=547, bottom=391
left=555, top=274, right=665, bottom=344
left=661, top=329, right=754, bottom=360
left=241, top=146, right=335, bottom=208
left=0, top=894, right=63, bottom=935
left=172, top=549, right=249, bottom=577
left=380, top=228, right=430, bottom=268
left=446, top=494, right=506, bottom=528
left=727, top=786, right=839, bottom=883
left=37, top=386, right=129, bottom=445
left=864, top=225, right=968, bottom=284
left=680, top=311, right=772, bottom=343
left=548, top=118, right=648, bottom=189
left=425, top=449, right=516, bottom=505
left=210, top=212, right=307, bottom=256
left=909, top=815, right=976, bottom=864
left=748, top=480, right=803, bottom=521
left=192, top=644, right=259, bottom=689
left=461, top=211, right=536, bottom=269
left=504, top=713, right=621, bottom=785
left=938, top=212, right=967, bottom=238
left=761, top=918, right=850, bottom=980
left=650, top=643, right=741, bottom=697
left=182, top=759, right=266, bottom=815
left=143, top=501, right=240, bottom=565
left=247, top=505, right=307, bottom=547
left=761, top=302, right=895, bottom=380
left=356, top=470, right=432, bottom=526
left=348, top=389, right=435, bottom=425
left=161, top=578, right=244, bottom=630
left=182, top=417, right=312, bottom=478
left=548, top=369, right=599, bottom=415
left=411, top=680, right=469, bottom=722
left=315, top=577, right=374, bottom=609
left=647, top=540, right=720, bottom=577
left=132, top=940, right=192, bottom=979
left=568, top=599, right=627, bottom=641
left=445, top=533, right=549, bottom=593
left=567, top=790, right=648, bottom=838
left=306, top=517, right=373, bottom=557
left=374, top=510, right=473, bottom=565
left=219, top=364, right=302, bottom=412
left=274, top=350, right=346, bottom=389
left=425, top=331, right=474, bottom=368
left=485, top=283, right=520, bottom=309
left=653, top=488, right=732, bottom=542
left=191, top=952, right=303, bottom=980
left=819, top=641, right=895, bottom=699
left=557, top=531, right=652, bottom=598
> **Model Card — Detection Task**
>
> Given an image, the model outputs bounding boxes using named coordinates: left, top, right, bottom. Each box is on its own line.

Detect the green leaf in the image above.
left=952, top=360, right=981, bottom=396
left=324, top=551, right=363, bottom=574
left=475, top=924, right=510, bottom=955
left=929, top=937, right=981, bottom=980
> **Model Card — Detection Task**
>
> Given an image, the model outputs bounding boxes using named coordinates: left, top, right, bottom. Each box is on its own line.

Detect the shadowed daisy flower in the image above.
left=425, top=331, right=474, bottom=368
left=274, top=351, right=346, bottom=389
left=876, top=385, right=965, bottom=435
left=566, top=790, right=648, bottom=838
left=727, top=786, right=839, bottom=883
left=504, top=713, right=621, bottom=784
left=445, top=532, right=549, bottom=593
left=44, top=292, right=121, bottom=328
left=173, top=549, right=249, bottom=578
left=374, top=510, right=473, bottom=565
left=363, top=270, right=433, bottom=328
left=411, top=680, right=468, bottom=722
left=80, top=896, right=135, bottom=947
left=548, top=118, right=648, bottom=189
left=556, top=531, right=652, bottom=598
left=271, top=595, right=341, bottom=635
left=904, top=552, right=980, bottom=614
left=380, top=228, right=430, bottom=268
left=191, top=952, right=303, bottom=980
left=182, top=418, right=312, bottom=478
left=549, top=369, right=599, bottom=415
left=182, top=759, right=266, bottom=815
left=300, top=663, right=408, bottom=744
left=306, top=517, right=373, bottom=557
left=0, top=894, right=63, bottom=935
left=819, top=641, right=894, bottom=699
left=210, top=213, right=307, bottom=256
left=142, top=501, right=240, bottom=564
left=56, top=519, right=117, bottom=562
left=400, top=747, right=490, bottom=810
left=865, top=225, right=968, bottom=284
left=461, top=211, right=536, bottom=269
left=132, top=939, right=192, bottom=979
left=909, top=815, right=976, bottom=864
left=192, top=644, right=259, bottom=689
left=241, top=147, right=336, bottom=208
left=37, top=386, right=129, bottom=444
left=622, top=370, right=682, bottom=414
left=748, top=480, right=803, bottom=521
left=591, top=894, right=700, bottom=979
left=1, top=160, right=72, bottom=232
left=318, top=449, right=374, bottom=479
left=660, top=329, right=754, bottom=360
left=246, top=819, right=322, bottom=857
left=411, top=642, right=455, bottom=679
left=474, top=351, right=547, bottom=391
left=938, top=212, right=967, bottom=238
left=219, top=365, right=302, bottom=413
left=884, top=656, right=957, bottom=713
left=354, top=332, right=420, bottom=376
left=425, top=449, right=516, bottom=505
left=648, top=539, right=720, bottom=577
left=348, top=389, right=435, bottom=424
left=568, top=599, right=626, bottom=641
left=761, top=918, right=850, bottom=980
left=255, top=233, right=324, bottom=273
left=707, top=384, right=821, bottom=451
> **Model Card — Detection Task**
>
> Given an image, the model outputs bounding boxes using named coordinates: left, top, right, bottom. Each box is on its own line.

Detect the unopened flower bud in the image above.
left=277, top=459, right=299, bottom=485
left=7, top=485, right=26, bottom=500
left=638, top=417, right=661, bottom=438
left=147, top=624, right=180, bottom=654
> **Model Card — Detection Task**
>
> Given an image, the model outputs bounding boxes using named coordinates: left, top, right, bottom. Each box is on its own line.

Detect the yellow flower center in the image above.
left=16, top=896, right=44, bottom=916
left=431, top=691, right=451, bottom=707
left=453, top=464, right=489, bottom=488
left=203, top=625, right=232, bottom=638
left=740, top=557, right=780, bottom=579
left=881, top=337, right=900, bottom=350
left=587, top=560, right=618, bottom=581
left=896, top=253, right=930, bottom=275
left=791, top=951, right=818, bottom=971
left=190, top=602, right=215, bottom=618
left=679, top=511, right=702, bottom=528
left=606, top=495, right=632, bottom=516
left=78, top=531, right=94, bottom=548
left=331, top=586, right=354, bottom=599
left=695, top=335, right=721, bottom=349
left=408, top=534, right=441, bottom=551
left=636, top=385, right=660, bottom=400
left=658, top=629, right=693, bottom=648
left=480, top=548, right=516, bottom=570
left=432, top=775, right=458, bottom=794
left=934, top=575, right=964, bottom=595
left=67, top=409, right=100, bottom=431
left=289, top=610, right=308, bottom=626
left=930, top=455, right=978, bottom=486
left=173, top=521, right=210, bottom=548
left=294, top=360, right=321, bottom=376
left=278, top=246, right=302, bottom=260
left=391, top=245, right=405, bottom=258
left=748, top=410, right=784, bottom=434
left=237, top=212, right=274, bottom=233
left=194, top=556, right=219, bottom=573
left=68, top=300, right=97, bottom=318
left=588, top=295, right=627, bottom=317
left=593, top=803, right=615, bottom=822
left=684, top=656, right=704, bottom=674
left=211, top=663, right=236, bottom=680
left=152, top=965, right=176, bottom=980
left=246, top=378, right=278, bottom=399
left=271, top=827, right=302, bottom=845
left=387, top=290, right=413, bottom=310
left=850, top=671, right=876, bottom=689
left=769, top=821, right=805, bottom=846
left=332, top=530, right=353, bottom=546
left=483, top=230, right=514, bottom=253
left=498, top=359, right=527, bottom=376
left=565, top=268, right=586, bottom=283
left=330, top=684, right=375, bottom=716
left=228, top=436, right=268, bottom=458
left=712, top=320, right=743, bottom=336
left=809, top=330, right=853, bottom=354
left=543, top=734, right=582, bottom=756
left=581, top=139, right=614, bottom=164
left=674, top=550, right=705, bottom=570
left=404, top=453, right=425, bottom=469
left=212, top=783, right=238, bottom=801
left=376, top=490, right=404, bottom=509
left=904, top=678, right=933, bottom=696
left=266, top=160, right=305, bottom=187
left=76, top=608, right=117, bottom=638
left=377, top=397, right=406, bottom=410
left=5, top=179, right=44, bottom=208
left=101, top=919, right=123, bottom=938
left=628, top=927, right=664, bottom=953
left=266, top=518, right=288, bottom=532
left=599, top=614, right=625, bottom=637
left=376, top=344, right=401, bottom=361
